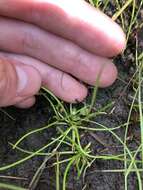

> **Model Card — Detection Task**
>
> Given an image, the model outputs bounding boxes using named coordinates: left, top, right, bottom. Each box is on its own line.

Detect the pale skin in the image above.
left=0, top=0, right=126, bottom=108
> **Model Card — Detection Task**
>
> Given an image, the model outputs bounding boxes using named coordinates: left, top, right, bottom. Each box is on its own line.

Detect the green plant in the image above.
left=0, top=1, right=142, bottom=190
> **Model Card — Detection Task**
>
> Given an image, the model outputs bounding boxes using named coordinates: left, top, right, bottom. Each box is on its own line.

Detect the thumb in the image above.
left=0, top=57, right=42, bottom=107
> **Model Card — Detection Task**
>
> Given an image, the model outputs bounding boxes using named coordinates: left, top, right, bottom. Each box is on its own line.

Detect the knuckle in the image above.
left=21, top=28, right=41, bottom=53
left=29, top=3, right=42, bottom=23
left=62, top=44, right=80, bottom=70
left=60, top=71, right=65, bottom=90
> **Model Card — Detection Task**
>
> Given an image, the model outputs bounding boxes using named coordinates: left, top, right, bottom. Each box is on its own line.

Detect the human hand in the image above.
left=0, top=0, right=126, bottom=108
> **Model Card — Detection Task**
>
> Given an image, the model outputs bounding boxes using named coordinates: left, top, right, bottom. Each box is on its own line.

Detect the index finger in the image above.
left=0, top=0, right=126, bottom=57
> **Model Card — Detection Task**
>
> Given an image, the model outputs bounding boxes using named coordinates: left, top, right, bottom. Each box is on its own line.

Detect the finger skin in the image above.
left=0, top=17, right=117, bottom=87
left=15, top=96, right=36, bottom=108
left=1, top=52, right=88, bottom=103
left=0, top=0, right=126, bottom=56
left=0, top=56, right=41, bottom=107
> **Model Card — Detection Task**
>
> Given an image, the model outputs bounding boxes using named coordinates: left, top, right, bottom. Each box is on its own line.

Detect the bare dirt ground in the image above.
left=0, top=2, right=142, bottom=190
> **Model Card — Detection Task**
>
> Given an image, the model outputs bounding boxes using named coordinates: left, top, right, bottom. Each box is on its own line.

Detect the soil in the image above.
left=0, top=2, right=142, bottom=190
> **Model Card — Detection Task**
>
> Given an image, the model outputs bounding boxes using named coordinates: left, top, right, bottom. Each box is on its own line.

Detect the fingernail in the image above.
left=15, top=65, right=28, bottom=93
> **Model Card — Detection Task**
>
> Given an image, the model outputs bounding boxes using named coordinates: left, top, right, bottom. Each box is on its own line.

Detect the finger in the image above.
left=0, top=0, right=126, bottom=57
left=0, top=17, right=117, bottom=87
left=14, top=96, right=36, bottom=108
left=1, top=52, right=88, bottom=103
left=0, top=56, right=41, bottom=107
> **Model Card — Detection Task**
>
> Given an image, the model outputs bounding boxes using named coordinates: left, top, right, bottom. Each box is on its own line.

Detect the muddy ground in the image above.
left=0, top=2, right=142, bottom=190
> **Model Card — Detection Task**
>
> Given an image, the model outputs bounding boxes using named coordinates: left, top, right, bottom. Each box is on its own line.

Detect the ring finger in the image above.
left=1, top=52, right=88, bottom=103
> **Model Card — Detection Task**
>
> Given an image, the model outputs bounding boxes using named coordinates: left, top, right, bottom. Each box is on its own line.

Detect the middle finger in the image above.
left=0, top=17, right=117, bottom=87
